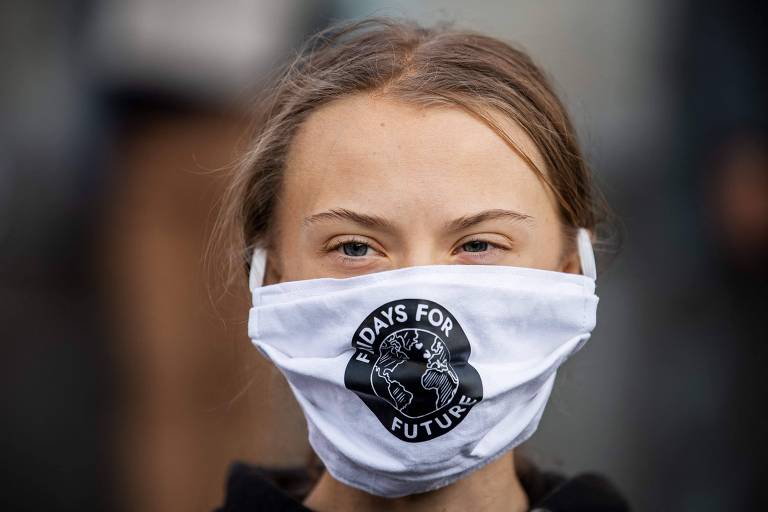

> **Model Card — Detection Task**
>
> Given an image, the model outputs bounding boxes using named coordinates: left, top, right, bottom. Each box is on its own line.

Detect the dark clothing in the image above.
left=215, top=461, right=630, bottom=511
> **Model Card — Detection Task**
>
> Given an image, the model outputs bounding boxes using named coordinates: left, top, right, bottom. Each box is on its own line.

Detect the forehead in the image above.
left=281, top=93, right=555, bottom=220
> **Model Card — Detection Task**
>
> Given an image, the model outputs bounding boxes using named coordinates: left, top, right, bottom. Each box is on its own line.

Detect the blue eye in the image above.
left=341, top=242, right=370, bottom=257
left=461, top=240, right=489, bottom=253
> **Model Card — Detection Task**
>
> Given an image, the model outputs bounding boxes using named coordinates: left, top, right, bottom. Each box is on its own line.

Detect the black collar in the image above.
left=214, top=461, right=630, bottom=512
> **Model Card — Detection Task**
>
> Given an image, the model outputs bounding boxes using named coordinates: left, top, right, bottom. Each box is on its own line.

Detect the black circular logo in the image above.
left=344, top=299, right=483, bottom=442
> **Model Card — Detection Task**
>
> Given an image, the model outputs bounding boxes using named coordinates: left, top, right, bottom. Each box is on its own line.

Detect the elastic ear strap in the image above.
left=249, top=248, right=267, bottom=291
left=577, top=228, right=597, bottom=280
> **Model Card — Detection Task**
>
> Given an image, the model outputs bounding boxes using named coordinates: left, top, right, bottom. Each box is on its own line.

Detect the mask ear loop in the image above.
left=249, top=247, right=268, bottom=292
left=576, top=227, right=597, bottom=280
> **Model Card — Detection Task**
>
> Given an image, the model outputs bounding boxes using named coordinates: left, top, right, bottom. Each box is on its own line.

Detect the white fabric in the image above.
left=247, top=228, right=599, bottom=497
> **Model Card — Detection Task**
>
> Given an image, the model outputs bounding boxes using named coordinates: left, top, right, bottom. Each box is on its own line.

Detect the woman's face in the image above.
left=268, top=93, right=580, bottom=284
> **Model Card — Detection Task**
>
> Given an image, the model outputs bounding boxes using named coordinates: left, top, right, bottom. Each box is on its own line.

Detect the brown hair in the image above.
left=215, top=17, right=609, bottom=283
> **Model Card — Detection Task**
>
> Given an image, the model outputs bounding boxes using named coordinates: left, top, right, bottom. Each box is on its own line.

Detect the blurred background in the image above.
left=1, top=1, right=766, bottom=510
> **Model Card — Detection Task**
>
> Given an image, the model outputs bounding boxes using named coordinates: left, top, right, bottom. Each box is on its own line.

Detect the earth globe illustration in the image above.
left=371, top=328, right=459, bottom=418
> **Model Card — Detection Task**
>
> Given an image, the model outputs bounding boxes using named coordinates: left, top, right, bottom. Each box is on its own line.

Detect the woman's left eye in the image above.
left=461, top=240, right=490, bottom=253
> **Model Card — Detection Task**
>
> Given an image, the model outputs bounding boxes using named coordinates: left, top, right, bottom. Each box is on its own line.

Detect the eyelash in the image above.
left=324, top=237, right=376, bottom=263
left=452, top=238, right=509, bottom=260
left=324, top=236, right=507, bottom=260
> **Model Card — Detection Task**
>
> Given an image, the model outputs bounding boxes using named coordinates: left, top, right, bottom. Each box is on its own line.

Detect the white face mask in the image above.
left=247, top=228, right=599, bottom=498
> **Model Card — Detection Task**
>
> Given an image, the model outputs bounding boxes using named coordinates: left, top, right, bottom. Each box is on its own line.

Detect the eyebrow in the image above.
left=303, top=208, right=399, bottom=232
left=303, top=207, right=533, bottom=232
left=443, top=209, right=534, bottom=232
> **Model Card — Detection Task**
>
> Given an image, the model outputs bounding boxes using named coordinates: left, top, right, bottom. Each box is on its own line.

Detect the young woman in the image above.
left=215, top=17, right=628, bottom=512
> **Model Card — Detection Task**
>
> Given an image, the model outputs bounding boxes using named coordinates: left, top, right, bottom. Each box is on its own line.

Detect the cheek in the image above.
left=271, top=219, right=339, bottom=283
left=271, top=247, right=323, bottom=283
left=512, top=186, right=566, bottom=271
left=525, top=221, right=566, bottom=271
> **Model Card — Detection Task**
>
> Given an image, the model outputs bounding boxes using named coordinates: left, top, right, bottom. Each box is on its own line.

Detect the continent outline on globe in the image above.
left=344, top=298, right=483, bottom=443
left=371, top=327, right=460, bottom=419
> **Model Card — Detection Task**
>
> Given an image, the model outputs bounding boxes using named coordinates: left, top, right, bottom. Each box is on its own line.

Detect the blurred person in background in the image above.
left=212, top=18, right=629, bottom=512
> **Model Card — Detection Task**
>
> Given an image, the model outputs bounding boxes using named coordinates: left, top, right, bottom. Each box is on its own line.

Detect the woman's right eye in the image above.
left=340, top=242, right=370, bottom=257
